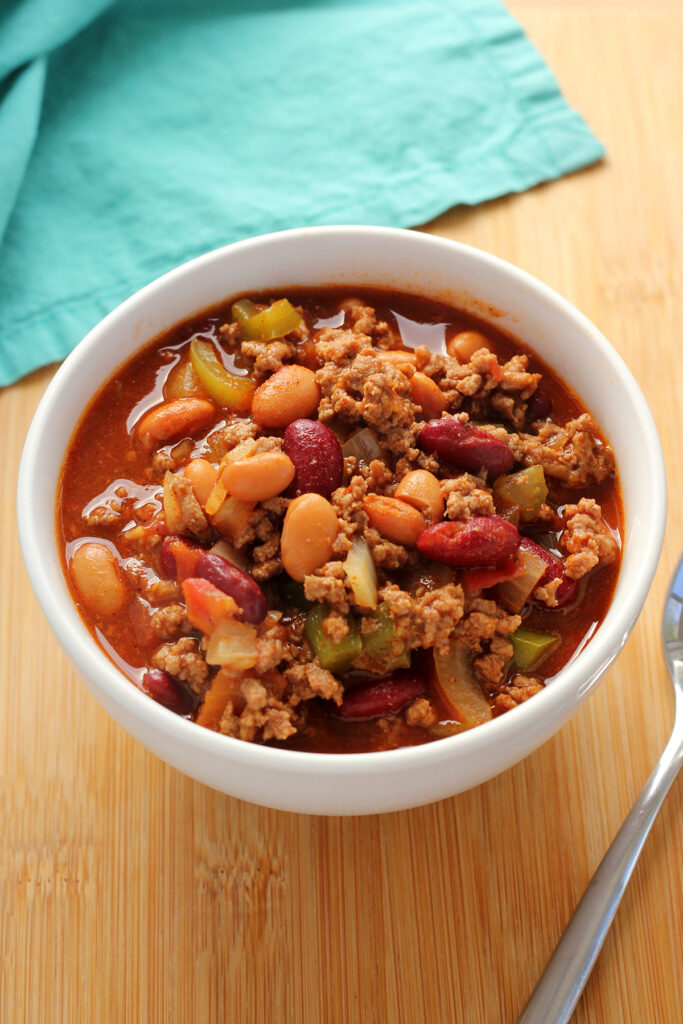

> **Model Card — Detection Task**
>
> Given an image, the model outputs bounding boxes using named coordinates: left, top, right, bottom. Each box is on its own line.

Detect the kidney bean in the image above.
left=336, top=672, right=425, bottom=720
left=195, top=552, right=267, bottom=623
left=417, top=515, right=520, bottom=567
left=142, top=669, right=195, bottom=715
left=283, top=419, right=344, bottom=498
left=525, top=388, right=552, bottom=423
left=418, top=418, right=514, bottom=478
left=518, top=536, right=579, bottom=608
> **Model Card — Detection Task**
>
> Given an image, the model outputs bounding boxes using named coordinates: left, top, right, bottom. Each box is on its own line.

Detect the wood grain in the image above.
left=2, top=2, right=682, bottom=1021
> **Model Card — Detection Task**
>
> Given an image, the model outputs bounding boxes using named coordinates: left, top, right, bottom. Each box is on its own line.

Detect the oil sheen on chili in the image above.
left=58, top=287, right=623, bottom=754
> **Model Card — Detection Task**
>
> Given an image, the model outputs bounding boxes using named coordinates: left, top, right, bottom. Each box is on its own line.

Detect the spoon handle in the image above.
left=517, top=708, right=683, bottom=1024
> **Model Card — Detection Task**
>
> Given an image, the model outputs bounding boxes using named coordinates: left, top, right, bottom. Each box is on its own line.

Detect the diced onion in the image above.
left=496, top=548, right=547, bottom=613
left=341, top=428, right=382, bottom=464
left=433, top=640, right=492, bottom=728
left=344, top=538, right=378, bottom=610
left=206, top=618, right=258, bottom=669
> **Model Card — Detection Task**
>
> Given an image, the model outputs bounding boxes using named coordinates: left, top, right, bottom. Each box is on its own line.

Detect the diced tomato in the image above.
left=182, top=577, right=239, bottom=634
left=461, top=555, right=525, bottom=591
left=160, top=535, right=203, bottom=581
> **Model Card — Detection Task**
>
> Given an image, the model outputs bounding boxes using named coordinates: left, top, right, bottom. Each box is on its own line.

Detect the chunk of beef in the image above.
left=165, top=472, right=212, bottom=542
left=442, top=474, right=495, bottom=520
left=152, top=637, right=209, bottom=694
left=493, top=674, right=544, bottom=713
left=405, top=697, right=438, bottom=728
left=561, top=497, right=619, bottom=579
left=151, top=603, right=192, bottom=640
left=379, top=582, right=465, bottom=655
left=285, top=661, right=344, bottom=706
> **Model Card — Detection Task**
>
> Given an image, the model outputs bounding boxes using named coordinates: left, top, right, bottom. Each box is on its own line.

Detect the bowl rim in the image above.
left=17, top=225, right=667, bottom=776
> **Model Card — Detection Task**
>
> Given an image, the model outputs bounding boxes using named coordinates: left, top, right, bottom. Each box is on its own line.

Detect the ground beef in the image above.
left=285, top=661, right=344, bottom=706
left=219, top=675, right=298, bottom=743
left=253, top=616, right=290, bottom=674
left=442, top=474, right=495, bottom=520
left=304, top=561, right=353, bottom=615
left=455, top=597, right=521, bottom=686
left=330, top=471, right=409, bottom=568
left=125, top=559, right=181, bottom=604
left=165, top=472, right=212, bottom=542
left=561, top=498, right=619, bottom=579
left=339, top=297, right=397, bottom=346
left=152, top=637, right=209, bottom=694
left=533, top=577, right=563, bottom=608
left=493, top=674, right=544, bottom=712
left=405, top=697, right=438, bottom=728
left=379, top=582, right=465, bottom=654
left=233, top=496, right=288, bottom=580
left=202, top=418, right=259, bottom=461
left=241, top=339, right=297, bottom=377
left=322, top=611, right=349, bottom=642
left=317, top=348, right=419, bottom=456
left=314, top=327, right=370, bottom=367
left=486, top=414, right=615, bottom=488
left=84, top=502, right=125, bottom=528
left=151, top=603, right=192, bottom=640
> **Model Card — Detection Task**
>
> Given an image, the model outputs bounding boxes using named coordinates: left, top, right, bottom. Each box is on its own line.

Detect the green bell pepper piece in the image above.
left=305, top=603, right=362, bottom=674
left=189, top=338, right=255, bottom=412
left=240, top=298, right=303, bottom=341
left=511, top=627, right=559, bottom=671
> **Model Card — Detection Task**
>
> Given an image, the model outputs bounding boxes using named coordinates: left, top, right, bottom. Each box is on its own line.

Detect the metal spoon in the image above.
left=517, top=556, right=683, bottom=1024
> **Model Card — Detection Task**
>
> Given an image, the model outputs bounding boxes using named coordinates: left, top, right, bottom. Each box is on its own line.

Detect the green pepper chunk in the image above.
left=352, top=602, right=410, bottom=673
left=240, top=298, right=304, bottom=341
left=511, top=627, right=559, bottom=671
left=493, top=465, right=548, bottom=523
left=305, top=603, right=362, bottom=674
left=231, top=298, right=255, bottom=326
left=189, top=338, right=255, bottom=413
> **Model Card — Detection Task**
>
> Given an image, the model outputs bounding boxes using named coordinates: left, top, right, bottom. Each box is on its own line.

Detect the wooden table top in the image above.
left=3, top=1, right=682, bottom=1020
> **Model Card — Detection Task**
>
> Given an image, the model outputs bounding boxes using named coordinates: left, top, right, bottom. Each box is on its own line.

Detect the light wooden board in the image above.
left=2, top=2, right=682, bottom=1020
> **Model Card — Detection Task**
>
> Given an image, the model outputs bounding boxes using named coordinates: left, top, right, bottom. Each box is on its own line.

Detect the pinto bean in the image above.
left=364, top=495, right=426, bottom=546
left=417, top=516, right=520, bottom=567
left=70, top=542, right=128, bottom=617
left=221, top=451, right=295, bottom=501
left=375, top=349, right=417, bottom=370
left=446, top=330, right=490, bottom=362
left=195, top=552, right=267, bottom=624
left=283, top=419, right=344, bottom=498
left=519, top=536, right=579, bottom=607
left=410, top=372, right=447, bottom=419
left=184, top=458, right=218, bottom=507
left=394, top=470, right=444, bottom=524
left=251, top=365, right=321, bottom=428
left=281, top=493, right=339, bottom=581
left=136, top=398, right=215, bottom=447
left=418, top=417, right=514, bottom=478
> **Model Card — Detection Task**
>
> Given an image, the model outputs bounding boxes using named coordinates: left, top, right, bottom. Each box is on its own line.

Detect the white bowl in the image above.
left=17, top=226, right=666, bottom=815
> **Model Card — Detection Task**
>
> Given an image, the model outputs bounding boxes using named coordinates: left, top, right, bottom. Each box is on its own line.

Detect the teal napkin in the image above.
left=0, top=0, right=603, bottom=386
